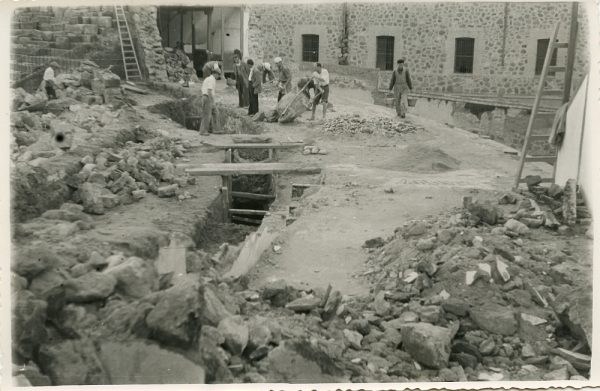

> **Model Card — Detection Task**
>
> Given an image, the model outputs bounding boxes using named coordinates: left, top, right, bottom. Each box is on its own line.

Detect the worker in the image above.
left=247, top=59, right=263, bottom=116
left=388, top=58, right=413, bottom=118
left=310, top=63, right=330, bottom=120
left=199, top=63, right=221, bottom=135
left=42, top=61, right=60, bottom=100
left=262, top=62, right=275, bottom=83
left=273, top=57, right=292, bottom=102
left=298, top=77, right=317, bottom=111
left=202, top=60, right=222, bottom=80
left=233, top=51, right=250, bottom=108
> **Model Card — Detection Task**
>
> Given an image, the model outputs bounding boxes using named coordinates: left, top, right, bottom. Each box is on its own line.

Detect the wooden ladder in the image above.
left=114, top=5, right=142, bottom=81
left=513, top=3, right=578, bottom=188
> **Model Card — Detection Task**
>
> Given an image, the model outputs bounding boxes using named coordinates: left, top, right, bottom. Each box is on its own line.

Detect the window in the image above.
left=376, top=36, right=394, bottom=70
left=454, top=37, right=475, bottom=74
left=535, top=38, right=558, bottom=75
left=302, top=34, right=319, bottom=62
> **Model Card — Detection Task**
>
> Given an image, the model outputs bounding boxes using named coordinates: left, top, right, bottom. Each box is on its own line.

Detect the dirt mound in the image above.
left=384, top=143, right=460, bottom=173
left=322, top=114, right=422, bottom=136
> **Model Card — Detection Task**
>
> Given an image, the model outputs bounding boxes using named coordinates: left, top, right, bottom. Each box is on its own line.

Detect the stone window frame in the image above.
left=293, top=25, right=329, bottom=64
left=526, top=28, right=566, bottom=77
left=443, top=29, right=486, bottom=76
left=366, top=26, right=405, bottom=69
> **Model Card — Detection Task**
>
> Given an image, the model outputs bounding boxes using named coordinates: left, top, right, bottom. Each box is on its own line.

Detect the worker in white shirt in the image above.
left=42, top=61, right=60, bottom=100
left=311, top=63, right=330, bottom=120
left=199, top=63, right=221, bottom=135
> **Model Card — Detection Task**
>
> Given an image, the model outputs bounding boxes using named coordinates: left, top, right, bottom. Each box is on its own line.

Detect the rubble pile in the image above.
left=322, top=114, right=423, bottom=136
left=11, top=179, right=593, bottom=385
left=163, top=48, right=200, bottom=83
left=12, top=60, right=132, bottom=112
left=70, top=131, right=197, bottom=215
left=330, top=75, right=369, bottom=90
left=353, top=184, right=592, bottom=381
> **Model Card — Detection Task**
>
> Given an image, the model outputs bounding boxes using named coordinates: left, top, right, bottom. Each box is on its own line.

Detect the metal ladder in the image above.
left=513, top=3, right=578, bottom=188
left=114, top=5, right=142, bottom=81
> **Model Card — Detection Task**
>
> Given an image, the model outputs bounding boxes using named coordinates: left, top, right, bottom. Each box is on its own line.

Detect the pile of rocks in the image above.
left=163, top=49, right=200, bottom=83
left=352, top=183, right=591, bottom=381
left=12, top=60, right=130, bottom=112
left=72, top=131, right=196, bottom=214
left=322, top=114, right=423, bottom=136
left=330, top=75, right=369, bottom=90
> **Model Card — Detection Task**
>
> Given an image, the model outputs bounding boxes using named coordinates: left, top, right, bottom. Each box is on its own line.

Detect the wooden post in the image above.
left=221, top=175, right=230, bottom=222
left=563, top=2, right=578, bottom=104
left=180, top=10, right=184, bottom=46
left=221, top=8, right=225, bottom=60
left=225, top=148, right=233, bottom=163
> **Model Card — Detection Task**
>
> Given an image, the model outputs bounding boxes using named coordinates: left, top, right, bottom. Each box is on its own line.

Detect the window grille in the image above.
left=302, top=34, right=319, bottom=62
left=454, top=37, right=475, bottom=74
left=376, top=36, right=394, bottom=71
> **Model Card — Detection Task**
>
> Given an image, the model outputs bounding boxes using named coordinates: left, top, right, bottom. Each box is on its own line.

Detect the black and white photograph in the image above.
left=4, top=0, right=598, bottom=387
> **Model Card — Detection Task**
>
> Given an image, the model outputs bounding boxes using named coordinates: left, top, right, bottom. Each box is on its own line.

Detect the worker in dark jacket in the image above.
left=388, top=58, right=413, bottom=118
left=273, top=57, right=292, bottom=102
left=247, top=60, right=263, bottom=116
left=233, top=51, right=250, bottom=108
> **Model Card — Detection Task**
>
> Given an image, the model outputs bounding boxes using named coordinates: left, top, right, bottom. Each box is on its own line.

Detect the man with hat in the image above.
left=199, top=63, right=221, bottom=135
left=43, top=61, right=60, bottom=100
left=388, top=58, right=413, bottom=118
left=273, top=57, right=292, bottom=102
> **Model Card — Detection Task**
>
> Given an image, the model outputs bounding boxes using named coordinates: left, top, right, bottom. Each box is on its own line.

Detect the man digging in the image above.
left=388, top=58, right=413, bottom=118
left=310, top=62, right=330, bottom=121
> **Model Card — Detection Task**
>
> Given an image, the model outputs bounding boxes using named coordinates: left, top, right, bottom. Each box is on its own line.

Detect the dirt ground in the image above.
left=196, top=81, right=553, bottom=297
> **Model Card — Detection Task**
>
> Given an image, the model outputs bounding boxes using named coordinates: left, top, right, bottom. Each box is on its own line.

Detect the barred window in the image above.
left=535, top=38, right=558, bottom=75
left=376, top=36, right=394, bottom=71
left=302, top=34, right=319, bottom=62
left=454, top=37, right=475, bottom=74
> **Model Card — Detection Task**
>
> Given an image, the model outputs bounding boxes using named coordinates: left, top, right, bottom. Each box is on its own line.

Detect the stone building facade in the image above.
left=246, top=2, right=590, bottom=96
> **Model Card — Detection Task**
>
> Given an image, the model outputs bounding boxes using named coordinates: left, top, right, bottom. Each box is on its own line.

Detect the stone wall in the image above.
left=247, top=2, right=589, bottom=96
left=129, top=6, right=169, bottom=82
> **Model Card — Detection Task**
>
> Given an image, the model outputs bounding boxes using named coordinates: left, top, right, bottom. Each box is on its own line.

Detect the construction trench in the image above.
left=9, top=10, right=594, bottom=388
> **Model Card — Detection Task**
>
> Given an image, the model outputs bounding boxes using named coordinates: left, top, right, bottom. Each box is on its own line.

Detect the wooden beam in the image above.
left=186, top=162, right=322, bottom=176
left=229, top=209, right=269, bottom=216
left=231, top=191, right=276, bottom=200
left=206, top=142, right=304, bottom=150
left=232, top=216, right=261, bottom=225
left=563, top=2, right=578, bottom=104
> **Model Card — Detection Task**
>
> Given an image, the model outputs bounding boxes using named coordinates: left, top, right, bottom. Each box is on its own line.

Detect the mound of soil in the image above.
left=383, top=143, right=460, bottom=173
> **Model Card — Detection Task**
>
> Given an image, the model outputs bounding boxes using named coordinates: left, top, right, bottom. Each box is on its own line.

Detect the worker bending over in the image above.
left=273, top=57, right=292, bottom=102
left=311, top=63, right=330, bottom=120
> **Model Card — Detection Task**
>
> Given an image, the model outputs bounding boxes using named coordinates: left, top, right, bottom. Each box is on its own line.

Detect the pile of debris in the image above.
left=352, top=181, right=592, bottom=381
left=71, top=130, right=196, bottom=215
left=322, top=114, right=423, bottom=136
left=163, top=48, right=200, bottom=83
left=12, top=60, right=134, bottom=112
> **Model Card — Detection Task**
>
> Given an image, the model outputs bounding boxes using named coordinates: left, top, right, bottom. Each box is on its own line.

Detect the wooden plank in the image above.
left=186, top=162, right=322, bottom=176
left=122, top=84, right=149, bottom=94
left=231, top=191, right=276, bottom=201
left=529, top=134, right=551, bottom=141
left=524, top=156, right=557, bottom=164
left=220, top=182, right=230, bottom=222
left=206, top=142, right=304, bottom=150
left=231, top=135, right=273, bottom=143
left=229, top=209, right=269, bottom=216
left=232, top=216, right=262, bottom=225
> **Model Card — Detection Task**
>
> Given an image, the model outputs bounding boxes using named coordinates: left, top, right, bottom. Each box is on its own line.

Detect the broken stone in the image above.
left=363, top=237, right=385, bottom=248
left=542, top=366, right=569, bottom=381
left=285, top=295, right=321, bottom=312
left=218, top=315, right=249, bottom=356
left=146, top=277, right=203, bottom=346
left=266, top=340, right=347, bottom=382
left=417, top=305, right=442, bottom=324
left=38, top=338, right=108, bottom=385
left=495, top=256, right=510, bottom=282
left=416, top=237, right=436, bottom=251
left=504, top=219, right=529, bottom=235
left=479, top=338, right=496, bottom=356
left=348, top=319, right=371, bottom=336
left=247, top=316, right=273, bottom=352
left=99, top=340, right=205, bottom=384
left=468, top=201, right=499, bottom=225
left=521, top=343, right=536, bottom=358
left=13, top=293, right=48, bottom=360
left=400, top=323, right=453, bottom=369
left=442, top=299, right=469, bottom=317
left=470, top=304, right=517, bottom=335
left=322, top=290, right=342, bottom=320
left=498, top=193, right=517, bottom=205
left=104, top=256, right=157, bottom=299
left=465, top=270, right=477, bottom=286
left=437, top=228, right=456, bottom=244
left=344, top=329, right=363, bottom=350
left=13, top=244, right=60, bottom=279
left=562, top=179, right=577, bottom=226
left=372, top=291, right=391, bottom=316
left=404, top=221, right=428, bottom=237
left=521, top=313, right=547, bottom=326
left=64, top=271, right=117, bottom=303
left=200, top=287, right=232, bottom=327
left=261, top=279, right=292, bottom=307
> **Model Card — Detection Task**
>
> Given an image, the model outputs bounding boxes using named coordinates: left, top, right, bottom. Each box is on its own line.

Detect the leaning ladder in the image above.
left=114, top=5, right=142, bottom=81
left=513, top=3, right=578, bottom=189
